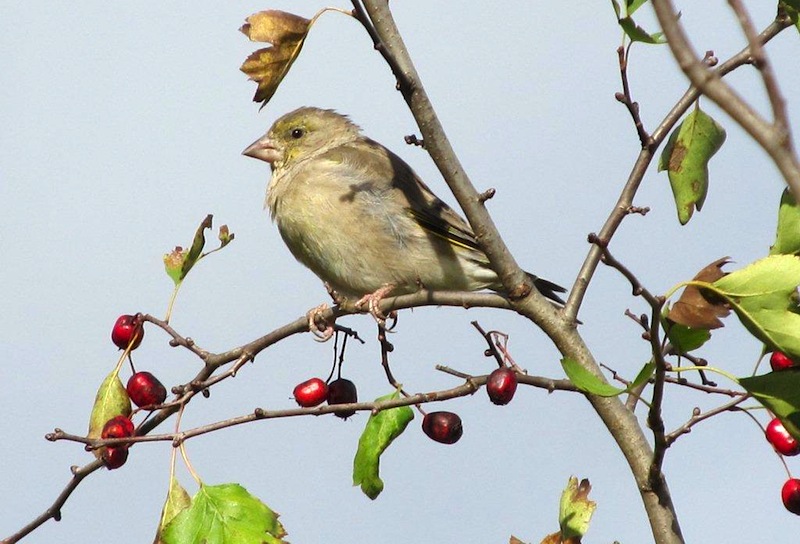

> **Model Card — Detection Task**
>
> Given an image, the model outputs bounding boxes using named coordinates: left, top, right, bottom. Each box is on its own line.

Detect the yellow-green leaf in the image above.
left=154, top=477, right=192, bottom=544
left=559, top=476, right=596, bottom=540
left=658, top=107, right=726, bottom=225
left=711, top=255, right=800, bottom=359
left=611, top=0, right=665, bottom=43
left=770, top=188, right=800, bottom=255
left=163, top=215, right=214, bottom=285
left=87, top=367, right=132, bottom=457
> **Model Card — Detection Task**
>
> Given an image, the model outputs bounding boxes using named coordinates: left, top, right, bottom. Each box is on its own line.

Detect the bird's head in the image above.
left=242, top=107, right=361, bottom=170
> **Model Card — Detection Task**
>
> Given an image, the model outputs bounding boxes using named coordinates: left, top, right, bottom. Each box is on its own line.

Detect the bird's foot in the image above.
left=355, top=284, right=395, bottom=325
left=324, top=282, right=346, bottom=305
left=306, top=303, right=334, bottom=342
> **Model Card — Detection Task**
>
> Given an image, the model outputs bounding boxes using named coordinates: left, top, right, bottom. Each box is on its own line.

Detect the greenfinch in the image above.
left=243, top=107, right=565, bottom=308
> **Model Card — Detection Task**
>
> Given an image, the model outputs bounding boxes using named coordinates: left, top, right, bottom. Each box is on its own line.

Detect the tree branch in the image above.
left=651, top=0, right=800, bottom=196
left=356, top=0, right=542, bottom=303
left=567, top=17, right=791, bottom=321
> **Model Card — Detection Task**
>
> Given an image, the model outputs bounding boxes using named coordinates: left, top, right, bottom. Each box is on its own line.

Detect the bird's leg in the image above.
left=354, top=284, right=395, bottom=324
left=306, top=303, right=335, bottom=342
left=324, top=282, right=347, bottom=306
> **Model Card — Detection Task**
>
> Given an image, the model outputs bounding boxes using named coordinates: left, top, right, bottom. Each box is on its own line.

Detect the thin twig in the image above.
left=665, top=395, right=750, bottom=446
left=1, top=460, right=104, bottom=544
left=615, top=44, right=653, bottom=148
left=651, top=0, right=800, bottom=197
left=567, top=18, right=792, bottom=321
left=471, top=321, right=505, bottom=368
left=377, top=323, right=407, bottom=395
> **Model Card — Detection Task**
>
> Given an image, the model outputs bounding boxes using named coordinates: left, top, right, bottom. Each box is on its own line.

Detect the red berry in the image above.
left=782, top=478, right=800, bottom=515
left=111, top=314, right=144, bottom=351
left=766, top=418, right=800, bottom=456
left=293, top=378, right=328, bottom=408
left=101, top=415, right=135, bottom=439
left=770, top=351, right=795, bottom=372
left=326, top=378, right=358, bottom=419
left=126, top=371, right=167, bottom=408
left=102, top=446, right=129, bottom=470
left=422, top=411, right=463, bottom=444
left=486, top=367, right=518, bottom=405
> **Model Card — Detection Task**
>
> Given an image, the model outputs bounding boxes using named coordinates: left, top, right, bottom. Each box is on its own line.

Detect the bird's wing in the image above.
left=327, top=139, right=486, bottom=255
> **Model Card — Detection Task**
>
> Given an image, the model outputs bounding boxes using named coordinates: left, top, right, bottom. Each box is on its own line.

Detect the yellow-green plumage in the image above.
left=243, top=107, right=565, bottom=303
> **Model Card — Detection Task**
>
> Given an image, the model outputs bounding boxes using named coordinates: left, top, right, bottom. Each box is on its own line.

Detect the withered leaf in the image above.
left=240, top=10, right=312, bottom=106
left=667, top=257, right=731, bottom=329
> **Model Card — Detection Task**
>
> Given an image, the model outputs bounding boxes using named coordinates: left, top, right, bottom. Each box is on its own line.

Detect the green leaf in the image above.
left=658, top=107, right=726, bottom=225
left=611, top=0, right=622, bottom=19
left=610, top=0, right=664, bottom=43
left=183, top=214, right=213, bottom=277
left=352, top=391, right=414, bottom=500
left=559, top=476, right=597, bottom=540
left=163, top=247, right=186, bottom=285
left=87, top=367, right=132, bottom=453
left=155, top=477, right=192, bottom=544
left=664, top=320, right=711, bottom=354
left=163, top=215, right=214, bottom=285
left=711, top=255, right=800, bottom=359
left=626, top=0, right=649, bottom=15
left=619, top=17, right=665, bottom=44
left=780, top=1, right=800, bottom=33
left=561, top=358, right=654, bottom=397
left=161, top=483, right=287, bottom=544
left=770, top=188, right=800, bottom=255
left=739, top=371, right=800, bottom=440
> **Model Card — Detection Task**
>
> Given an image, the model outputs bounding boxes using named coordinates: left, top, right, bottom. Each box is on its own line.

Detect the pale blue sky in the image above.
left=2, top=2, right=800, bottom=542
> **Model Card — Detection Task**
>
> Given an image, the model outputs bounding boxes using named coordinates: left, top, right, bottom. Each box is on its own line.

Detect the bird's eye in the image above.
left=290, top=128, right=305, bottom=139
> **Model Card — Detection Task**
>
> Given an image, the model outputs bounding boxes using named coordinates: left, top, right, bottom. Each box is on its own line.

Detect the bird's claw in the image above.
left=355, top=285, right=394, bottom=325
left=307, top=303, right=334, bottom=342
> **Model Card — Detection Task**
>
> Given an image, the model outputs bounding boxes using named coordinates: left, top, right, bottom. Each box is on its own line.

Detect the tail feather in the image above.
left=529, top=274, right=567, bottom=305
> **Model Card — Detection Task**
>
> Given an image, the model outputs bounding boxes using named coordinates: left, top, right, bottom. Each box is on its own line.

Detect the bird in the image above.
left=242, top=107, right=565, bottom=323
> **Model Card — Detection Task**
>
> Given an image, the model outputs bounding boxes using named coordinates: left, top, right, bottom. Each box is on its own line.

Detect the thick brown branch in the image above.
left=357, top=0, right=543, bottom=304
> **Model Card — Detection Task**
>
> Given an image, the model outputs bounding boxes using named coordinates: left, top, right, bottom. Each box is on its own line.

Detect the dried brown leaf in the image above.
left=539, top=533, right=561, bottom=544
left=240, top=10, right=310, bottom=43
left=239, top=10, right=311, bottom=106
left=668, top=257, right=731, bottom=329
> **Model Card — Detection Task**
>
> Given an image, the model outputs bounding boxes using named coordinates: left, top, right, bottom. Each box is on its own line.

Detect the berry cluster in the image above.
left=291, top=376, right=359, bottom=419
left=290, top=364, right=520, bottom=446
left=99, top=315, right=168, bottom=469
left=765, top=351, right=800, bottom=515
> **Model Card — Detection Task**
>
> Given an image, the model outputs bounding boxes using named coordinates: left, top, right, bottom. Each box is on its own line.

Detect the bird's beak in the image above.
left=242, top=136, right=281, bottom=164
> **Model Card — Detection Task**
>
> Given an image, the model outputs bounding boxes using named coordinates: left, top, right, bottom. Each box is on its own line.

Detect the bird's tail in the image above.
left=529, top=274, right=567, bottom=305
